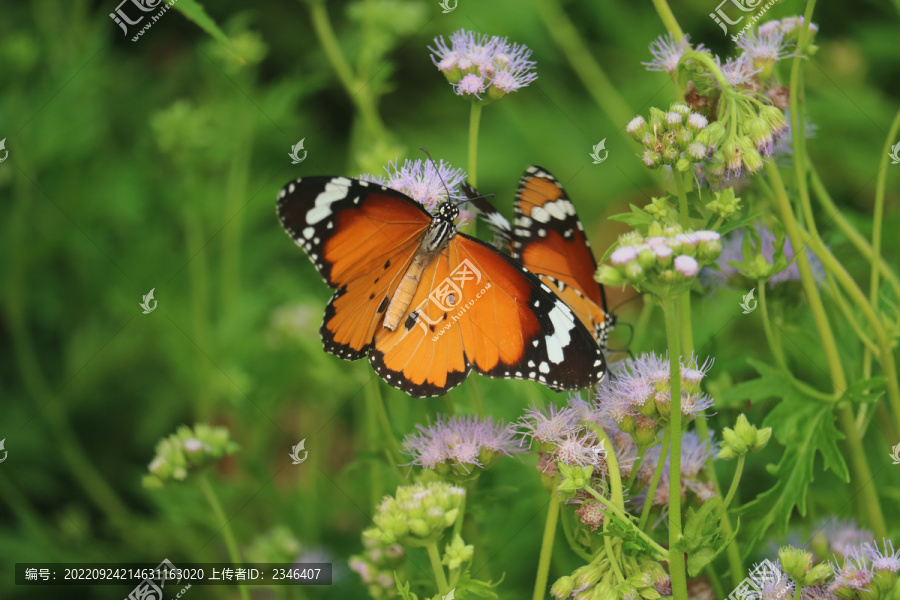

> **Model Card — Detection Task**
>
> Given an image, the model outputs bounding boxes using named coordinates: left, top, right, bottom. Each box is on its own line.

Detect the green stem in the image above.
left=866, top=106, right=900, bottom=396
left=532, top=489, right=560, bottom=600
left=766, top=163, right=888, bottom=537
left=198, top=475, right=249, bottom=600
left=306, top=0, right=386, bottom=140
left=427, top=541, right=450, bottom=595
left=673, top=171, right=695, bottom=356
left=533, top=0, right=636, bottom=133
left=631, top=299, right=655, bottom=352
left=587, top=424, right=624, bottom=509
left=721, top=454, right=745, bottom=512
left=467, top=102, right=482, bottom=188
left=604, top=535, right=625, bottom=583
left=639, top=429, right=670, bottom=531
left=759, top=283, right=836, bottom=403
left=651, top=0, right=685, bottom=41
left=662, top=298, right=688, bottom=600
left=559, top=509, right=593, bottom=562
left=808, top=166, right=900, bottom=300
left=584, top=486, right=670, bottom=559
left=367, top=382, right=406, bottom=482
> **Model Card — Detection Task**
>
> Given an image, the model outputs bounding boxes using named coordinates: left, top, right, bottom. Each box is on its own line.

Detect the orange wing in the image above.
left=513, top=166, right=615, bottom=347
left=370, top=233, right=606, bottom=397
left=278, top=176, right=430, bottom=359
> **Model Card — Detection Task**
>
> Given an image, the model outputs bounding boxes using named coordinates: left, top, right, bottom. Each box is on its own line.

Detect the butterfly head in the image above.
left=436, top=200, right=460, bottom=223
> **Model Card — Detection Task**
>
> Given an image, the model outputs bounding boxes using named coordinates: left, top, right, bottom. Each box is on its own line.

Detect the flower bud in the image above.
left=551, top=576, right=576, bottom=599
left=649, top=107, right=667, bottom=132
left=627, top=115, right=649, bottom=141
left=442, top=534, right=474, bottom=570
left=687, top=112, right=708, bottom=132
left=687, top=142, right=707, bottom=161
left=675, top=157, right=692, bottom=173
left=642, top=149, right=661, bottom=168
left=596, top=264, right=625, bottom=287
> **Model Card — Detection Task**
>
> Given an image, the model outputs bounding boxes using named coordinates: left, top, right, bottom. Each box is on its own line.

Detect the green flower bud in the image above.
left=551, top=575, right=576, bottom=599
left=649, top=107, right=667, bottom=132
left=624, top=261, right=644, bottom=282
left=662, top=145, right=679, bottom=164
left=675, top=157, right=692, bottom=173
left=627, top=116, right=650, bottom=142
left=638, top=246, right=657, bottom=269
left=596, top=264, right=625, bottom=287
left=718, top=414, right=771, bottom=459
left=642, top=149, right=662, bottom=169
left=705, top=187, right=742, bottom=219
left=442, top=534, right=474, bottom=570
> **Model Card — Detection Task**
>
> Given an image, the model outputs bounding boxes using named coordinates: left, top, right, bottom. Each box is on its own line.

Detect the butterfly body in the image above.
left=278, top=176, right=606, bottom=398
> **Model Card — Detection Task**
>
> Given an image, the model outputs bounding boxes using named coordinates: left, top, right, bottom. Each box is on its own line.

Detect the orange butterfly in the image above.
left=465, top=166, right=616, bottom=350
left=277, top=176, right=607, bottom=398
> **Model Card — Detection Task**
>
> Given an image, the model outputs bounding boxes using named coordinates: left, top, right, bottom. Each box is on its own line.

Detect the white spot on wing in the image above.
left=545, top=301, right=575, bottom=364
left=303, top=227, right=315, bottom=239
left=306, top=178, right=351, bottom=225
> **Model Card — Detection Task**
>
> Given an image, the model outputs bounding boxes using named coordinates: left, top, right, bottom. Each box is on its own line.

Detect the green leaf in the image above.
left=172, top=0, right=238, bottom=58
left=607, top=204, right=657, bottom=228
left=840, top=376, right=886, bottom=404
left=393, top=572, right=419, bottom=600
left=721, top=359, right=849, bottom=548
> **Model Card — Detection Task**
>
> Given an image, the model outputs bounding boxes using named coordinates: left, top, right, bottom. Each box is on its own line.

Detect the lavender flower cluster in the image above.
left=429, top=29, right=537, bottom=101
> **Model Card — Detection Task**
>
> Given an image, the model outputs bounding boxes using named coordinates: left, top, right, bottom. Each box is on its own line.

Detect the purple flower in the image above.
left=737, top=28, right=798, bottom=63
left=429, top=29, right=536, bottom=99
left=674, top=255, right=699, bottom=277
left=455, top=73, right=486, bottom=98
left=864, top=539, right=900, bottom=573
left=759, top=16, right=819, bottom=37
left=611, top=246, right=639, bottom=265
left=401, top=415, right=520, bottom=472
left=828, top=550, right=874, bottom=595
left=596, top=352, right=714, bottom=429
left=718, top=54, right=762, bottom=88
left=821, top=519, right=875, bottom=557
left=706, top=226, right=825, bottom=288
left=518, top=403, right=581, bottom=446
left=748, top=560, right=794, bottom=600
left=643, top=33, right=704, bottom=74
left=359, top=158, right=466, bottom=212
left=552, top=430, right=606, bottom=468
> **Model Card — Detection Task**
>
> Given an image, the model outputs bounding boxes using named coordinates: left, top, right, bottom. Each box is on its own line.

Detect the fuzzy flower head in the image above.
left=818, top=519, right=875, bottom=559
left=430, top=29, right=537, bottom=101
left=748, top=560, right=794, bottom=600
left=758, top=16, right=819, bottom=41
left=595, top=352, right=715, bottom=435
left=143, top=423, right=239, bottom=488
left=518, top=403, right=581, bottom=447
left=643, top=33, right=704, bottom=75
left=596, top=223, right=722, bottom=294
left=737, top=28, right=798, bottom=80
left=359, top=158, right=466, bottom=212
left=402, top=414, right=520, bottom=476
left=704, top=225, right=824, bottom=289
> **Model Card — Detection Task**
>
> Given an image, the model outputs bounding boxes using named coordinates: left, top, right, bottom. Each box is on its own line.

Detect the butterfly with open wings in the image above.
left=277, top=176, right=606, bottom=398
left=464, top=165, right=617, bottom=351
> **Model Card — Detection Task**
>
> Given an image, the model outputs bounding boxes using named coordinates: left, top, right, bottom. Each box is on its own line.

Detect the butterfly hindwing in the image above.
left=370, top=233, right=605, bottom=397
left=513, top=166, right=614, bottom=346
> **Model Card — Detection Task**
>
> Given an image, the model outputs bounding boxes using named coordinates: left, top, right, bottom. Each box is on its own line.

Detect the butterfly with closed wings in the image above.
left=277, top=175, right=607, bottom=398
left=464, top=166, right=617, bottom=351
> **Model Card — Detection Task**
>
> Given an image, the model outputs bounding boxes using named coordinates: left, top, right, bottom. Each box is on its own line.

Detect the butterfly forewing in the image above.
left=278, top=177, right=431, bottom=358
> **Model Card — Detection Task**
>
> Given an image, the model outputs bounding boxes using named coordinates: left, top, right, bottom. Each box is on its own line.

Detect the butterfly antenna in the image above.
left=419, top=146, right=455, bottom=208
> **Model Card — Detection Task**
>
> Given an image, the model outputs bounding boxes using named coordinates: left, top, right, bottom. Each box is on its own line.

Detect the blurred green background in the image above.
left=2, top=0, right=899, bottom=598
